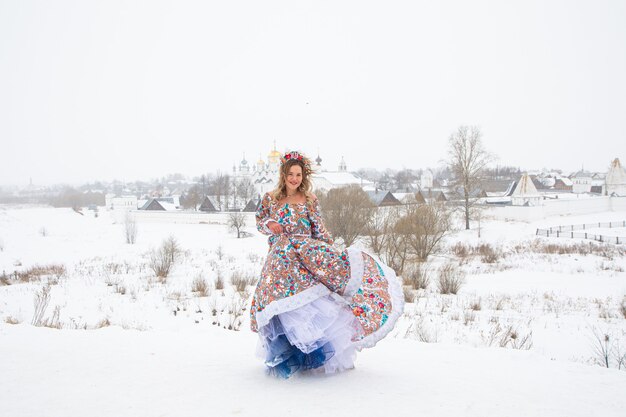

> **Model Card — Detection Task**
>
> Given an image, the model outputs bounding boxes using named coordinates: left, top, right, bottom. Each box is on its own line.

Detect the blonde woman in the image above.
left=250, top=150, right=403, bottom=378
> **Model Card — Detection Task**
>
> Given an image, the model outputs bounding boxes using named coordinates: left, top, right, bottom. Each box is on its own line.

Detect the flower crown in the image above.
left=281, top=150, right=312, bottom=174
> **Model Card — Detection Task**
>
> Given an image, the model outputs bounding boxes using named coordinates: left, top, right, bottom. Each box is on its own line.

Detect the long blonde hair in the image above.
left=271, top=154, right=315, bottom=204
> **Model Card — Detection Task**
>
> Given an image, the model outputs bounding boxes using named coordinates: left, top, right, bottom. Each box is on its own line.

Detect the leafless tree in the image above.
left=236, top=177, right=255, bottom=208
left=380, top=208, right=412, bottom=275
left=317, top=185, right=375, bottom=247
left=182, top=185, right=203, bottom=210
left=448, top=125, right=494, bottom=230
left=397, top=202, right=452, bottom=262
left=211, top=172, right=231, bottom=211
left=364, top=207, right=392, bottom=256
left=228, top=211, right=246, bottom=238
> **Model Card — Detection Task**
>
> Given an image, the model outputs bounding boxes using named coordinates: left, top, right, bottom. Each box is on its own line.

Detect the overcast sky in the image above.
left=1, top=0, right=625, bottom=186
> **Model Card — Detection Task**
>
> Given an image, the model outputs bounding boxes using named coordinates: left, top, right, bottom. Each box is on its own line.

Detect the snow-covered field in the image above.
left=1, top=205, right=626, bottom=417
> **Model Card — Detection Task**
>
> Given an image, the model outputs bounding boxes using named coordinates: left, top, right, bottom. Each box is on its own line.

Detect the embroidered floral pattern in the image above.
left=251, top=192, right=397, bottom=340
left=348, top=254, right=392, bottom=339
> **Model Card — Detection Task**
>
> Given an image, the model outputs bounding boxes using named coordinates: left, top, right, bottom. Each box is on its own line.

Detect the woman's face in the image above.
left=285, top=164, right=303, bottom=194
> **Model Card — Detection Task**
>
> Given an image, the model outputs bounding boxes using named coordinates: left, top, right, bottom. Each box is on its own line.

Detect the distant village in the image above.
left=1, top=145, right=625, bottom=216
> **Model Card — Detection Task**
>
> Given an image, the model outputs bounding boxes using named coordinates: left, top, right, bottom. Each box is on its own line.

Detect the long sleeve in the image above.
left=255, top=193, right=274, bottom=235
left=308, top=198, right=334, bottom=245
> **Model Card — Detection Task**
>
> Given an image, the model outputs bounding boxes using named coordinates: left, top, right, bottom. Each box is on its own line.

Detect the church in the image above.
left=231, top=144, right=373, bottom=198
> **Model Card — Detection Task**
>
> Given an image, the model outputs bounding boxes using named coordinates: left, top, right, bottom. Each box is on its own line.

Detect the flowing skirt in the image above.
left=251, top=237, right=404, bottom=378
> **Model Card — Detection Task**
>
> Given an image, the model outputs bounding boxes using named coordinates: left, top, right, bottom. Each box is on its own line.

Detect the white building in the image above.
left=511, top=173, right=542, bottom=206
left=571, top=170, right=593, bottom=194
left=420, top=169, right=434, bottom=189
left=105, top=194, right=138, bottom=210
left=605, top=158, right=626, bottom=196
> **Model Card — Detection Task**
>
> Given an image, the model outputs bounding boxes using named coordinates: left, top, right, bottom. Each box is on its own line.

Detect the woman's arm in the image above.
left=308, top=196, right=334, bottom=245
left=255, top=193, right=275, bottom=235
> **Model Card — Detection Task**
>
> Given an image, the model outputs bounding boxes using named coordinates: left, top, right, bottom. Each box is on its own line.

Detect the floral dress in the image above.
left=251, top=192, right=404, bottom=378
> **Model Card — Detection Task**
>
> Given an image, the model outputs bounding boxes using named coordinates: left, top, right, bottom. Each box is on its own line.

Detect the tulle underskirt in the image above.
left=256, top=295, right=364, bottom=378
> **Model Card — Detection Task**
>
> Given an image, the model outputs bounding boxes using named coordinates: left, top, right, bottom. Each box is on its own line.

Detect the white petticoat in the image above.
left=256, top=294, right=364, bottom=375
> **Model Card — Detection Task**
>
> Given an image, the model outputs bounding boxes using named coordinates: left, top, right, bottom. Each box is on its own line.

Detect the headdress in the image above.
left=281, top=150, right=312, bottom=175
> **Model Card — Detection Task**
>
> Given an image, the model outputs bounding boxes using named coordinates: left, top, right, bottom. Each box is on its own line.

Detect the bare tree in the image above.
left=364, top=207, right=392, bottom=256
left=236, top=177, right=255, bottom=207
left=397, top=202, right=452, bottom=262
left=448, top=125, right=493, bottom=230
left=317, top=185, right=374, bottom=247
left=182, top=185, right=202, bottom=210
left=228, top=211, right=246, bottom=238
left=210, top=172, right=231, bottom=211
left=381, top=214, right=411, bottom=275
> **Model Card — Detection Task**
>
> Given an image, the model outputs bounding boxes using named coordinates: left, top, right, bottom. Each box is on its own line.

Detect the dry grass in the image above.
left=516, top=240, right=625, bottom=259
left=115, top=284, right=127, bottom=295
left=470, top=297, right=482, bottom=311
left=402, top=286, right=415, bottom=303
left=17, top=264, right=66, bottom=283
left=230, top=270, right=251, bottom=293
left=4, top=316, right=20, bottom=325
left=437, top=262, right=464, bottom=295
left=450, top=242, right=503, bottom=263
left=192, top=276, right=211, bottom=296
left=95, top=318, right=111, bottom=328
left=477, top=243, right=501, bottom=263
left=215, top=270, right=225, bottom=290
left=621, top=301, right=626, bottom=319
left=403, top=262, right=430, bottom=290
left=31, top=285, right=51, bottom=326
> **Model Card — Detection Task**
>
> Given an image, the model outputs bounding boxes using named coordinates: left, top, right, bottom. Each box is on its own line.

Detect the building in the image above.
left=511, top=173, right=542, bottom=206
left=605, top=158, right=626, bottom=196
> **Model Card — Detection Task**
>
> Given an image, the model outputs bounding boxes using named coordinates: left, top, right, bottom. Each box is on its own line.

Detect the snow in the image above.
left=1, top=325, right=625, bottom=417
left=1, top=204, right=626, bottom=416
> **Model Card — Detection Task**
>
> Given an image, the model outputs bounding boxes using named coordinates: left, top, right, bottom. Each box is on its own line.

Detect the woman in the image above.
left=250, top=150, right=403, bottom=378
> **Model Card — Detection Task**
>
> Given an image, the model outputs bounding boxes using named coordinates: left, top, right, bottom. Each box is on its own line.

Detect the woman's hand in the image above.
left=267, top=221, right=283, bottom=235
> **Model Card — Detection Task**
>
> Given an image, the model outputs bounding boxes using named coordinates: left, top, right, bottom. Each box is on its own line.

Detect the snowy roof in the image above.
left=312, top=171, right=373, bottom=187
left=606, top=158, right=626, bottom=185
left=512, top=173, right=540, bottom=196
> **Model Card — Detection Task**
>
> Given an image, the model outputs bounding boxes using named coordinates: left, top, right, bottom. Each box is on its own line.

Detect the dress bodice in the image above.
left=255, top=193, right=334, bottom=245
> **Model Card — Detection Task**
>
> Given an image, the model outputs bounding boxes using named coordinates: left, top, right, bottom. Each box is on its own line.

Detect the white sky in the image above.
left=1, top=0, right=625, bottom=186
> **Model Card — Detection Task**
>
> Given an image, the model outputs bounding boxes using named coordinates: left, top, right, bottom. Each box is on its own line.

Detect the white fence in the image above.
left=536, top=220, right=626, bottom=244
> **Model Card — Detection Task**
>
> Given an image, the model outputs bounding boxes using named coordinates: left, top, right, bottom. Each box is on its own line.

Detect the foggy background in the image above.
left=1, top=0, right=625, bottom=186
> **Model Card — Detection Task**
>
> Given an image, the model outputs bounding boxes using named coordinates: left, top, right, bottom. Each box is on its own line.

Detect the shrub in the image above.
left=437, top=262, right=464, bottom=295
left=451, top=242, right=469, bottom=259
left=230, top=270, right=251, bottom=293
left=477, top=243, right=501, bottom=263
left=124, top=212, right=138, bottom=244
left=149, top=236, right=181, bottom=281
left=31, top=285, right=51, bottom=326
left=192, top=276, right=211, bottom=297
left=215, top=269, right=225, bottom=290
left=403, top=262, right=430, bottom=290
left=402, top=286, right=414, bottom=303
